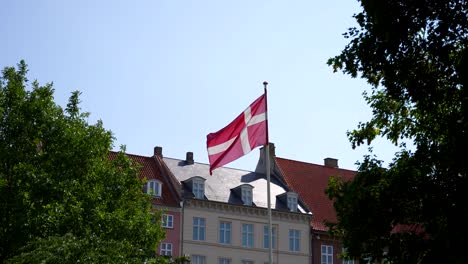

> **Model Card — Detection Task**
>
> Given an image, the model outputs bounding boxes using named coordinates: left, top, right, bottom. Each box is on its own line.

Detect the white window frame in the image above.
left=147, top=179, right=162, bottom=197
left=321, top=245, right=333, bottom=264
left=191, top=255, right=206, bottom=264
left=218, top=258, right=231, bottom=264
left=242, top=223, right=254, bottom=248
left=241, top=186, right=253, bottom=206
left=263, top=225, right=277, bottom=249
left=219, top=221, right=232, bottom=244
left=287, top=192, right=298, bottom=212
left=160, top=242, right=172, bottom=256
left=193, top=217, right=206, bottom=241
left=342, top=248, right=354, bottom=264
left=193, top=179, right=205, bottom=199
left=289, top=229, right=300, bottom=252
left=162, top=214, right=174, bottom=228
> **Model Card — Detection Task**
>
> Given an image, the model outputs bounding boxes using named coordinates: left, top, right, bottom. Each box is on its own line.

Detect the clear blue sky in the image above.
left=1, top=0, right=401, bottom=171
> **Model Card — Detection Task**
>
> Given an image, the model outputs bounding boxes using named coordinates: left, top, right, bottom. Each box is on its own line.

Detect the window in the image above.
left=160, top=243, right=172, bottom=256
left=241, top=186, right=253, bottom=206
left=242, top=261, right=254, bottom=264
left=162, top=214, right=174, bottom=228
left=192, top=255, right=206, bottom=264
left=289, top=229, right=300, bottom=252
left=219, top=221, right=231, bottom=244
left=218, top=258, right=231, bottom=264
left=342, top=248, right=354, bottom=264
left=242, top=223, right=254, bottom=247
left=263, top=225, right=277, bottom=249
left=321, top=245, right=333, bottom=264
left=193, top=180, right=205, bottom=199
left=147, top=179, right=162, bottom=197
left=193, top=217, right=206, bottom=241
left=287, top=192, right=298, bottom=212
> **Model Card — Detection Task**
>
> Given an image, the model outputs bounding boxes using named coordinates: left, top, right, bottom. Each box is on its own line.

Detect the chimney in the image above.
left=186, top=152, right=194, bottom=165
left=154, top=146, right=163, bottom=157
left=268, top=142, right=276, bottom=158
left=255, top=142, right=275, bottom=174
left=324, top=158, right=338, bottom=168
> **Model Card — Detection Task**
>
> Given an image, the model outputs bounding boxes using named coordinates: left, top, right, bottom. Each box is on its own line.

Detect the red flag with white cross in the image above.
left=207, top=93, right=268, bottom=174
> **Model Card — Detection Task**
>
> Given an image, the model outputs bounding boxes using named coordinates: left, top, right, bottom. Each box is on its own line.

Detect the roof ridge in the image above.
left=110, top=150, right=154, bottom=160
left=162, top=157, right=256, bottom=173
left=275, top=156, right=357, bottom=173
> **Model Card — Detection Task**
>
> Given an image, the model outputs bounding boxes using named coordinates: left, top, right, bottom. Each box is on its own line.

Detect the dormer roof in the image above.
left=163, top=156, right=309, bottom=213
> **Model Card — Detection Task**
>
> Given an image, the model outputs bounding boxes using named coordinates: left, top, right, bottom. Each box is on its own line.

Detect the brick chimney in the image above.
left=324, top=157, right=338, bottom=168
left=186, top=152, right=194, bottom=165
left=154, top=146, right=163, bottom=157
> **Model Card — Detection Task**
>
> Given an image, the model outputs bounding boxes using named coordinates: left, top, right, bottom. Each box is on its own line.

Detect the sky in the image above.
left=1, top=0, right=402, bottom=171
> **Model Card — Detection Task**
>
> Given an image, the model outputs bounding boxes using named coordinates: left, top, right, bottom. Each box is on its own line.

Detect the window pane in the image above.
left=155, top=182, right=160, bottom=196
left=242, top=224, right=253, bottom=247
left=193, top=217, right=205, bottom=241
left=200, top=226, right=205, bottom=240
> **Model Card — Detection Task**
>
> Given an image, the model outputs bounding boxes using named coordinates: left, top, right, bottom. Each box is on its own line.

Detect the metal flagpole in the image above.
left=263, top=81, right=273, bottom=264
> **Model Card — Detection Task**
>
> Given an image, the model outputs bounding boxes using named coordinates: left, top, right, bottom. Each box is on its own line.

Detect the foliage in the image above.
left=327, top=0, right=467, bottom=263
left=0, top=61, right=165, bottom=262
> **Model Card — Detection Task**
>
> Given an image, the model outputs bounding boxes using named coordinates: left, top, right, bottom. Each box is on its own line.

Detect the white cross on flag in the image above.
left=207, top=94, right=268, bottom=174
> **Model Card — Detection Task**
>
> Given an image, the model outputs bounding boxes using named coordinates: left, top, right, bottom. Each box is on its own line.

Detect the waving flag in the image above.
left=207, top=93, right=268, bottom=174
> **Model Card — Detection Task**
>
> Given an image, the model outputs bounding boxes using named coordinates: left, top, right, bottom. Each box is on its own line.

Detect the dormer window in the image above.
left=193, top=178, right=205, bottom=199
left=241, top=186, right=253, bottom=206
left=287, top=192, right=298, bottom=212
left=147, top=179, right=162, bottom=197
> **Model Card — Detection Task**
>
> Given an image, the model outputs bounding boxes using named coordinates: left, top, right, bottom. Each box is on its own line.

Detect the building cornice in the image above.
left=184, top=199, right=312, bottom=223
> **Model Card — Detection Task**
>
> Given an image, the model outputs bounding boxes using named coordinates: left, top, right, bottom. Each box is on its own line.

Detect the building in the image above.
left=160, top=148, right=313, bottom=264
left=110, top=149, right=183, bottom=258
left=267, top=145, right=357, bottom=264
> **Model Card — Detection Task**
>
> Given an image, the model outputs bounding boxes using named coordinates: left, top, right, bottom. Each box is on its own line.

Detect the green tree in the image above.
left=0, top=61, right=165, bottom=263
left=326, top=0, right=467, bottom=263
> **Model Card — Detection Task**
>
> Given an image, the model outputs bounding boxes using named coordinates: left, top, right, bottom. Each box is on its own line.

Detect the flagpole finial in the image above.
left=263, top=81, right=268, bottom=87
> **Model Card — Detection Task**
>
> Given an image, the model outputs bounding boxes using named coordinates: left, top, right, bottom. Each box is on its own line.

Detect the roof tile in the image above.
left=109, top=152, right=180, bottom=208
left=275, top=157, right=356, bottom=231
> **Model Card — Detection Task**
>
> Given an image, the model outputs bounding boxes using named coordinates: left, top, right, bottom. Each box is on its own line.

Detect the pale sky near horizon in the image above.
left=1, top=0, right=403, bottom=171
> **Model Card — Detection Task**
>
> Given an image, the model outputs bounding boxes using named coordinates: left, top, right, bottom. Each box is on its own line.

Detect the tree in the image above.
left=0, top=61, right=165, bottom=262
left=326, top=0, right=467, bottom=263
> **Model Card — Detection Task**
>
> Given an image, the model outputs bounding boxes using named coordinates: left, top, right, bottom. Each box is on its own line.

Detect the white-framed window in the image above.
left=218, top=258, right=231, bottom=264
left=193, top=179, right=205, bottom=199
left=242, top=260, right=254, bottom=264
left=146, top=179, right=162, bottom=197
left=193, top=217, right=206, bottom=241
left=241, top=186, right=253, bottom=206
left=242, top=223, right=254, bottom=247
left=289, top=229, right=300, bottom=252
left=219, top=221, right=231, bottom=244
left=160, top=242, right=172, bottom=256
left=191, top=255, right=206, bottom=264
left=321, top=245, right=333, bottom=264
left=162, top=214, right=174, bottom=228
left=287, top=192, right=298, bottom=212
left=342, top=248, right=354, bottom=264
left=263, top=225, right=277, bottom=249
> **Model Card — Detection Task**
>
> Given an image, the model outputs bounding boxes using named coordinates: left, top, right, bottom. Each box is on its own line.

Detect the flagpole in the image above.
left=263, top=81, right=273, bottom=264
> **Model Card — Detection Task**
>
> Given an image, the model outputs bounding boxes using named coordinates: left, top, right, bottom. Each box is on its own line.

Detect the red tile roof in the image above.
left=109, top=152, right=180, bottom=207
left=275, top=157, right=356, bottom=232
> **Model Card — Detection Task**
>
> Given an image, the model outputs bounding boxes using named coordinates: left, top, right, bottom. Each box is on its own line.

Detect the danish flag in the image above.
left=207, top=94, right=268, bottom=174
